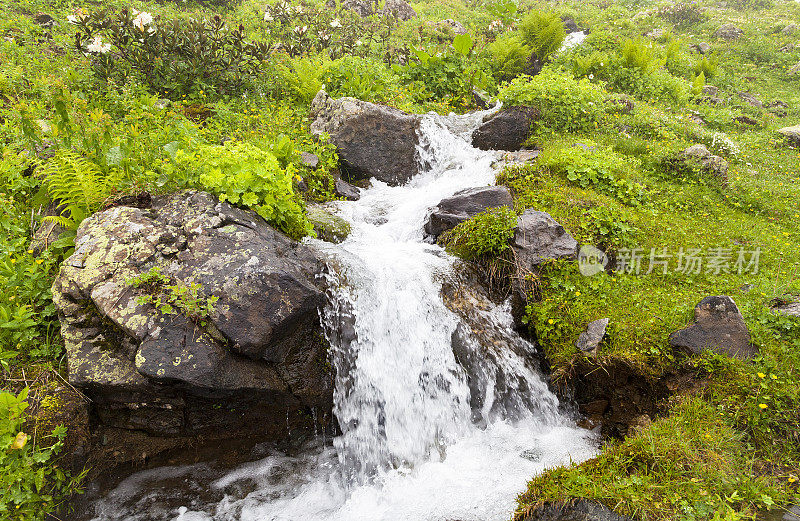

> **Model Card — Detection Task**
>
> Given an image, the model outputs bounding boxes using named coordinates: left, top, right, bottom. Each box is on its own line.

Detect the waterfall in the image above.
left=86, top=110, right=598, bottom=521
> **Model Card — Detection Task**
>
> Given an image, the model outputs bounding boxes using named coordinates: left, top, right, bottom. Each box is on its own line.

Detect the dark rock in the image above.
left=33, top=13, right=55, bottom=27
left=300, top=151, right=320, bottom=169
left=561, top=16, right=579, bottom=34
left=512, top=209, right=578, bottom=271
left=714, top=23, right=743, bottom=40
left=382, top=0, right=416, bottom=20
left=668, top=296, right=757, bottom=359
left=576, top=318, right=609, bottom=352
left=520, top=500, right=633, bottom=521
left=52, top=190, right=333, bottom=442
left=699, top=95, right=724, bottom=106
left=738, top=92, right=763, bottom=108
left=734, top=115, right=758, bottom=126
left=691, top=42, right=711, bottom=54
left=424, top=186, right=514, bottom=238
left=335, top=177, right=361, bottom=200
left=307, top=204, right=351, bottom=243
left=472, top=106, right=540, bottom=151
left=673, top=144, right=729, bottom=185
left=310, top=90, right=421, bottom=186
left=525, top=52, right=544, bottom=77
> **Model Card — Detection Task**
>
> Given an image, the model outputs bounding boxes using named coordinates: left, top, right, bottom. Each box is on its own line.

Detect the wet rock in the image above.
left=424, top=186, right=514, bottom=238
left=714, top=24, right=743, bottom=40
left=310, top=89, right=421, bottom=186
left=496, top=149, right=540, bottom=163
left=672, top=144, right=729, bottom=185
left=668, top=296, right=757, bottom=359
left=576, top=318, right=609, bottom=353
left=520, top=500, right=634, bottom=521
left=52, top=190, right=333, bottom=441
left=561, top=16, right=579, bottom=34
left=335, top=177, right=361, bottom=201
left=512, top=209, right=578, bottom=271
left=472, top=106, right=540, bottom=151
left=382, top=0, right=416, bottom=20
left=691, top=42, right=711, bottom=54
left=738, top=92, right=763, bottom=108
left=472, top=89, right=495, bottom=109
left=307, top=204, right=351, bottom=243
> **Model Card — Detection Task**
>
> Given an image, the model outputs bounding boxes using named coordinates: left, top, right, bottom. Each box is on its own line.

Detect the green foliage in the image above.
left=498, top=68, right=606, bottom=133
left=168, top=141, right=314, bottom=239
left=487, top=34, right=531, bottom=82
left=441, top=206, right=517, bottom=260
left=620, top=38, right=662, bottom=74
left=694, top=54, right=719, bottom=78
left=579, top=206, right=637, bottom=251
left=518, top=11, right=565, bottom=61
left=71, top=10, right=271, bottom=99
left=539, top=142, right=646, bottom=205
left=572, top=50, right=610, bottom=79
left=0, top=388, right=83, bottom=520
left=323, top=55, right=400, bottom=102
left=656, top=2, right=707, bottom=28
left=127, top=266, right=218, bottom=323
left=279, top=56, right=327, bottom=103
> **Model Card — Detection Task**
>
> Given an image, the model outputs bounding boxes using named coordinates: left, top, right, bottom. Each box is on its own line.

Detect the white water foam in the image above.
left=88, top=109, right=599, bottom=521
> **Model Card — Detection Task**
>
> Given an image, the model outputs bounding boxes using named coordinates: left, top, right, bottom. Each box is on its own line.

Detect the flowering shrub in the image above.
left=261, top=0, right=396, bottom=58
left=70, top=9, right=271, bottom=98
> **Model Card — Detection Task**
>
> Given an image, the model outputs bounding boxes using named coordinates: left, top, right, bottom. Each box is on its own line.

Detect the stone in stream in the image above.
left=668, top=296, right=757, bottom=359
left=520, top=499, right=634, bottom=521
left=335, top=177, right=361, bottom=201
left=472, top=106, right=541, bottom=151
left=52, top=190, right=333, bottom=458
left=307, top=203, right=352, bottom=243
left=424, top=185, right=514, bottom=238
left=310, top=90, right=421, bottom=186
left=512, top=209, right=579, bottom=270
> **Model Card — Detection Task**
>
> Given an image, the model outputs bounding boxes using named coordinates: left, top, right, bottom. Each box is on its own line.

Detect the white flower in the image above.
left=355, top=39, right=363, bottom=46
left=588, top=73, right=594, bottom=80
left=330, top=18, right=342, bottom=28
left=133, top=11, right=154, bottom=32
left=264, top=11, right=273, bottom=21
left=87, top=35, right=111, bottom=54
left=67, top=15, right=77, bottom=24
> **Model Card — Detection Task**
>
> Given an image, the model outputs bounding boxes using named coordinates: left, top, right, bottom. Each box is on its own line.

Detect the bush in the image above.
left=497, top=68, right=606, bottom=133
left=488, top=33, right=531, bottom=82
left=441, top=206, right=517, bottom=260
left=168, top=141, right=313, bottom=239
left=71, top=9, right=271, bottom=98
left=518, top=11, right=565, bottom=61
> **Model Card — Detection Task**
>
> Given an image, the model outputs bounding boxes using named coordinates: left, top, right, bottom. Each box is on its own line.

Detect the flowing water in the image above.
left=86, top=109, right=599, bottom=521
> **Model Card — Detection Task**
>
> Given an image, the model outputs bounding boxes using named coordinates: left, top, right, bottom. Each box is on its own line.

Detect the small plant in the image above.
left=694, top=54, right=719, bottom=78
left=579, top=206, right=637, bottom=251
left=440, top=206, right=517, bottom=260
left=0, top=388, right=83, bottom=520
left=488, top=33, right=531, bottom=82
left=518, top=11, right=566, bottom=62
left=127, top=266, right=218, bottom=323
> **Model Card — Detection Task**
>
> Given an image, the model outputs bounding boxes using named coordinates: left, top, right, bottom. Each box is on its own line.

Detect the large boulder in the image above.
left=424, top=186, right=514, bottom=238
left=52, top=190, right=333, bottom=441
left=382, top=0, right=416, bottom=20
left=777, top=124, right=800, bottom=146
left=512, top=209, right=578, bottom=271
left=714, top=24, right=743, bottom=40
left=472, top=106, right=541, bottom=151
left=672, top=144, right=729, bottom=185
left=310, top=90, right=422, bottom=186
left=668, top=296, right=757, bottom=359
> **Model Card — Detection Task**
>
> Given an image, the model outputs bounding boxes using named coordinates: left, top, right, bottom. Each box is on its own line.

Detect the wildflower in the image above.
left=356, top=39, right=363, bottom=46
left=547, top=319, right=554, bottom=325
left=770, top=374, right=777, bottom=380
left=87, top=35, right=111, bottom=54
left=759, top=403, right=768, bottom=409
left=264, top=11, right=274, bottom=21
left=330, top=18, right=342, bottom=28
left=11, top=432, right=27, bottom=450
left=27, top=249, right=33, bottom=254
left=757, top=372, right=765, bottom=378
left=133, top=10, right=154, bottom=32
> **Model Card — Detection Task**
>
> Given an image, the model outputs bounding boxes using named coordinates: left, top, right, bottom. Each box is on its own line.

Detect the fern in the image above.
left=40, top=152, right=119, bottom=231
left=621, top=39, right=663, bottom=73
left=519, top=11, right=566, bottom=62
left=488, top=34, right=531, bottom=81
left=279, top=56, right=330, bottom=104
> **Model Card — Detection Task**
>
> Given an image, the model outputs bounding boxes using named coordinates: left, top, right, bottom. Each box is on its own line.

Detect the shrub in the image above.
left=324, top=55, right=400, bottom=102
left=441, top=206, right=517, bottom=260
left=71, top=9, right=271, bottom=98
left=488, top=33, right=531, bottom=82
left=518, top=11, right=565, bottom=61
left=694, top=54, right=719, bottom=78
left=169, top=142, right=313, bottom=239
left=620, top=38, right=663, bottom=74
left=0, top=388, right=83, bottom=520
left=656, top=2, right=706, bottom=28
left=579, top=206, right=637, bottom=251
left=497, top=68, right=606, bottom=133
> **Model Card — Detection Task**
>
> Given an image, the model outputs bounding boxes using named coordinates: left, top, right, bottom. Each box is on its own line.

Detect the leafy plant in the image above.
left=168, top=141, right=314, bottom=239
left=579, top=206, right=637, bottom=251
left=127, top=266, right=218, bottom=323
left=694, top=54, right=719, bottom=78
left=518, top=11, right=566, bottom=62
left=488, top=33, right=531, bottom=82
left=440, top=206, right=517, bottom=260
left=0, top=388, right=83, bottom=520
